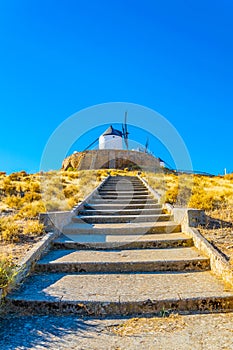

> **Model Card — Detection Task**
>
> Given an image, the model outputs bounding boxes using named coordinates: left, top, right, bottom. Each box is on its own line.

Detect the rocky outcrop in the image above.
left=62, top=150, right=160, bottom=171
left=62, top=152, right=86, bottom=170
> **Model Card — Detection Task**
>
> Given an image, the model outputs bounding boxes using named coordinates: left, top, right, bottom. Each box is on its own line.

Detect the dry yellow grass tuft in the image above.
left=0, top=255, right=16, bottom=289
left=0, top=217, right=20, bottom=243
left=0, top=216, right=45, bottom=243
left=22, top=220, right=44, bottom=235
left=144, top=172, right=233, bottom=210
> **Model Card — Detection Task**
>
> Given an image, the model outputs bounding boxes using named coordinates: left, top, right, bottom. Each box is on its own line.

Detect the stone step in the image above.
left=35, top=247, right=210, bottom=273
left=104, top=186, right=145, bottom=190
left=89, top=198, right=157, bottom=204
left=100, top=179, right=144, bottom=188
left=94, top=194, right=152, bottom=200
left=63, top=221, right=181, bottom=235
left=101, top=188, right=147, bottom=192
left=102, top=179, right=144, bottom=183
left=105, top=177, right=141, bottom=182
left=78, top=208, right=164, bottom=216
left=106, top=178, right=141, bottom=182
left=106, top=182, right=143, bottom=184
left=98, top=190, right=149, bottom=195
left=7, top=271, right=233, bottom=316
left=53, top=232, right=194, bottom=249
left=96, top=194, right=150, bottom=199
left=84, top=203, right=162, bottom=210
left=74, top=214, right=173, bottom=224
left=105, top=181, right=143, bottom=185
left=105, top=184, right=144, bottom=187
left=102, top=180, right=146, bottom=187
left=104, top=183, right=144, bottom=187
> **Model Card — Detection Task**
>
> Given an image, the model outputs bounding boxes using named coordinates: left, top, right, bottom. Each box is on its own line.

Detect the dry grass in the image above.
left=0, top=217, right=45, bottom=244
left=0, top=217, right=46, bottom=291
left=144, top=172, right=233, bottom=210
left=0, top=255, right=16, bottom=289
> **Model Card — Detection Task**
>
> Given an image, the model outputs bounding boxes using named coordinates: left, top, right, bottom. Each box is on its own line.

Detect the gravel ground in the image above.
left=0, top=313, right=233, bottom=350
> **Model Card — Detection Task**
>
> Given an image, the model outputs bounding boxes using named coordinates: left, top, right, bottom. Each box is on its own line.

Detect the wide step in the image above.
left=84, top=203, right=161, bottom=210
left=35, top=247, right=210, bottom=273
left=100, top=186, right=146, bottom=190
left=53, top=232, right=194, bottom=249
left=74, top=214, right=172, bottom=224
left=98, top=189, right=149, bottom=194
left=7, top=271, right=233, bottom=316
left=89, top=198, right=158, bottom=204
left=78, top=208, right=164, bottom=216
left=93, top=193, right=153, bottom=201
left=63, top=221, right=181, bottom=235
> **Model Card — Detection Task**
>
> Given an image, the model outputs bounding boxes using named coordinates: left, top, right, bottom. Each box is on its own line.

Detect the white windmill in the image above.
left=99, top=112, right=129, bottom=150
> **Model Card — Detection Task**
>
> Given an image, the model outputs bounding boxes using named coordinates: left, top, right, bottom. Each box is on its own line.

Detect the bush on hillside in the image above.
left=23, top=220, right=44, bottom=235
left=16, top=201, right=46, bottom=218
left=189, top=190, right=226, bottom=210
left=0, top=217, right=20, bottom=242
left=0, top=255, right=16, bottom=288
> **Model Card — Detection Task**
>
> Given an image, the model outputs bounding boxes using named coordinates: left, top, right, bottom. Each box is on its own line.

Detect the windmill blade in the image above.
left=145, top=137, right=149, bottom=152
left=124, top=137, right=129, bottom=149
left=83, top=137, right=99, bottom=152
left=121, top=122, right=127, bottom=149
left=123, top=111, right=129, bottom=149
left=124, top=111, right=128, bottom=128
left=124, top=111, right=129, bottom=137
left=122, top=123, right=125, bottom=136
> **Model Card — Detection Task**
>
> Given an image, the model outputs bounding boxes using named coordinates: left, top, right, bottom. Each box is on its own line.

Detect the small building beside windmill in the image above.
left=99, top=126, right=123, bottom=150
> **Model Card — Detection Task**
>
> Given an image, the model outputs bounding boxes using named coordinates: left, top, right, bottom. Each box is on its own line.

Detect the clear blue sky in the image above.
left=0, top=0, right=232, bottom=175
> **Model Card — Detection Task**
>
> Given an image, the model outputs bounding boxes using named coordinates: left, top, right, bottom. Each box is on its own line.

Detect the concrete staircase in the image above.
left=6, top=176, right=233, bottom=316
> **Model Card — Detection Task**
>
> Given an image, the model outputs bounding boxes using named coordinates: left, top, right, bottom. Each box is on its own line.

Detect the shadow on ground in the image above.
left=0, top=315, right=106, bottom=350
left=205, top=216, right=232, bottom=230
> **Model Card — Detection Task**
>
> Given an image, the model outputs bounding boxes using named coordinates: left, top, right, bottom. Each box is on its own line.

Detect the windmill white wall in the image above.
left=99, top=126, right=123, bottom=150
left=99, top=134, right=123, bottom=150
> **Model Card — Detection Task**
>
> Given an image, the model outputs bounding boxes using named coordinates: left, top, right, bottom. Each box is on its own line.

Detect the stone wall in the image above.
left=62, top=150, right=160, bottom=171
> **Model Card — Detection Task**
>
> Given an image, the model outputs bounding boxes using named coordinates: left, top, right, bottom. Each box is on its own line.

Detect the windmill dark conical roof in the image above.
left=102, top=125, right=122, bottom=137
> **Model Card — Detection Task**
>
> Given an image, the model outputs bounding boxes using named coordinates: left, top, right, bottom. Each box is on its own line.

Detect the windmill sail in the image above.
left=145, top=137, right=149, bottom=153
left=122, top=111, right=129, bottom=149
